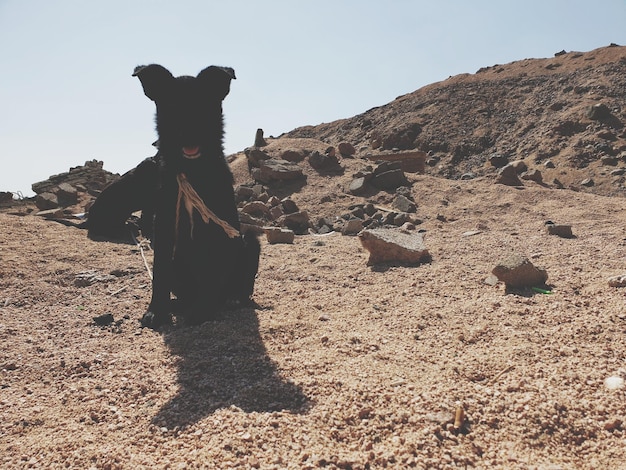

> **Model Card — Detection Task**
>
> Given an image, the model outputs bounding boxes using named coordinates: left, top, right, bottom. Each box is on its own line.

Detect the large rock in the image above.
left=253, top=158, right=304, bottom=184
left=358, top=228, right=430, bottom=266
left=32, top=160, right=118, bottom=196
left=492, top=255, right=548, bottom=288
left=495, top=164, right=523, bottom=186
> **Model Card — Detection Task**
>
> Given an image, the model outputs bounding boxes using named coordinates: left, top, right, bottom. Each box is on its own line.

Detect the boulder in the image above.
left=495, top=164, right=523, bottom=186
left=358, top=228, right=430, bottom=266
left=308, top=151, right=341, bottom=171
left=35, top=192, right=59, bottom=210
left=492, top=255, right=548, bottom=288
left=253, top=158, right=304, bottom=183
left=338, top=142, right=356, bottom=157
left=280, top=149, right=306, bottom=162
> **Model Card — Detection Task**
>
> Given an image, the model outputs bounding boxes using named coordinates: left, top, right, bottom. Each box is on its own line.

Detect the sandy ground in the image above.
left=1, top=166, right=626, bottom=469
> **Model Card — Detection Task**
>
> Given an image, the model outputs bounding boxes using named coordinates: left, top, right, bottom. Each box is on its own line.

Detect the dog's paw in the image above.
left=140, top=310, right=172, bottom=329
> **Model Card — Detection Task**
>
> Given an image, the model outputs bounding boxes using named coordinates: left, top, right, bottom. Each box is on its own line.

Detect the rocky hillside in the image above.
left=284, top=44, right=626, bottom=197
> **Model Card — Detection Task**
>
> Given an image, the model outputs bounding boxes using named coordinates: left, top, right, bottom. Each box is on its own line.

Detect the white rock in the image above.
left=604, top=376, right=625, bottom=390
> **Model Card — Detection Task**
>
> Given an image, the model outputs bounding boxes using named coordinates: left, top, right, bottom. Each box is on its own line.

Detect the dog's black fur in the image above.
left=132, top=64, right=260, bottom=328
left=86, top=155, right=158, bottom=241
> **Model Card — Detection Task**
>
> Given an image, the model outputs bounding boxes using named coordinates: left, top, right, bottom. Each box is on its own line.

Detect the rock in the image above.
left=492, top=255, right=548, bottom=288
left=241, top=201, right=270, bottom=217
left=364, top=151, right=426, bottom=173
left=325, top=146, right=336, bottom=158
left=35, top=208, right=65, bottom=219
left=601, top=156, right=618, bottom=166
left=338, top=142, right=356, bottom=157
left=264, top=227, right=295, bottom=244
left=32, top=160, right=118, bottom=197
left=370, top=137, right=382, bottom=149
left=495, top=164, right=523, bottom=186
left=489, top=153, right=509, bottom=168
left=254, top=128, right=267, bottom=147
left=281, top=198, right=299, bottom=214
left=587, top=103, right=612, bottom=120
left=245, top=148, right=271, bottom=168
left=254, top=159, right=304, bottom=183
left=0, top=192, right=14, bottom=204
left=93, top=313, right=115, bottom=326
left=278, top=211, right=310, bottom=234
left=546, top=223, right=573, bottom=238
left=280, top=149, right=306, bottom=162
left=608, top=275, right=626, bottom=287
left=348, top=177, right=369, bottom=195
left=372, top=166, right=409, bottom=190
left=341, top=218, right=364, bottom=235
left=509, top=160, right=528, bottom=173
left=308, top=151, right=341, bottom=171
left=36, top=192, right=59, bottom=210
left=392, top=195, right=416, bottom=213
left=234, top=185, right=255, bottom=203
left=521, top=169, right=543, bottom=183
left=581, top=178, right=594, bottom=187
left=358, top=228, right=430, bottom=266
left=55, top=182, right=78, bottom=206
left=544, top=160, right=556, bottom=168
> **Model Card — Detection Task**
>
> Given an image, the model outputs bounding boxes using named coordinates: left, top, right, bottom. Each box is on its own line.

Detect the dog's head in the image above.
left=133, top=64, right=236, bottom=160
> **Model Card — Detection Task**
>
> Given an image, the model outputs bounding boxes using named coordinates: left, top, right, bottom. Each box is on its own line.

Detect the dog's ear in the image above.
left=196, top=66, right=236, bottom=100
left=132, top=64, right=174, bottom=102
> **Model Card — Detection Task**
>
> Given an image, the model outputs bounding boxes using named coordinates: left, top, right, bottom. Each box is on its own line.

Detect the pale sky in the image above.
left=1, top=0, right=625, bottom=196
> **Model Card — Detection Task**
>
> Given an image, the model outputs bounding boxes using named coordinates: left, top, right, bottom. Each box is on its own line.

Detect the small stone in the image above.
left=603, top=419, right=623, bottom=431
left=342, top=218, right=364, bottom=235
left=318, top=314, right=330, bottom=321
left=264, top=227, right=295, bottom=244
left=581, top=178, right=594, bottom=187
left=492, top=254, right=548, bottom=288
left=608, top=275, right=626, bottom=287
left=348, top=177, right=369, bottom=195
left=93, top=313, right=115, bottom=326
left=392, top=194, right=416, bottom=213
left=604, top=376, right=625, bottom=390
left=546, top=224, right=573, bottom=238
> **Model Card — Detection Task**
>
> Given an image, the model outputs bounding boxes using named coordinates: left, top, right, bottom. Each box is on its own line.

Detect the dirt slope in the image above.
left=285, top=44, right=626, bottom=198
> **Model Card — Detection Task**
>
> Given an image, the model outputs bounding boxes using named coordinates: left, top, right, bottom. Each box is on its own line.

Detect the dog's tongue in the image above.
left=183, top=146, right=200, bottom=157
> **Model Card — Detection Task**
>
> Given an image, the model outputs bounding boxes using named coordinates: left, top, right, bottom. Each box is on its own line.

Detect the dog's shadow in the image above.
left=151, top=307, right=308, bottom=428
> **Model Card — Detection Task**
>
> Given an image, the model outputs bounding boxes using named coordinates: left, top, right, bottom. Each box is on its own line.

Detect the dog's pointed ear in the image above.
left=197, top=66, right=236, bottom=100
left=132, top=64, right=174, bottom=101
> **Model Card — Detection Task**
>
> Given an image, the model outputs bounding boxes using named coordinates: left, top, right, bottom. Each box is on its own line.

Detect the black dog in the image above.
left=132, top=64, right=260, bottom=328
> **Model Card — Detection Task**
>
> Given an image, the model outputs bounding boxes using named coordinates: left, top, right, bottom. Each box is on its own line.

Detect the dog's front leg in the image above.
left=141, top=183, right=177, bottom=328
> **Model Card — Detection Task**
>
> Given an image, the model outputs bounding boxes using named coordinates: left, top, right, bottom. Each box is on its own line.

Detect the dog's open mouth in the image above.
left=182, top=146, right=201, bottom=159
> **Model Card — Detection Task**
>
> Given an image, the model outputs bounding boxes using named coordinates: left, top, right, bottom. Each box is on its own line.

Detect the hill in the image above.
left=284, top=44, right=626, bottom=197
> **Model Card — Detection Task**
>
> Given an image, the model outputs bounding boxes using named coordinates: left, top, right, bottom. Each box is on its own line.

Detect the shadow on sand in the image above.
left=151, top=307, right=308, bottom=428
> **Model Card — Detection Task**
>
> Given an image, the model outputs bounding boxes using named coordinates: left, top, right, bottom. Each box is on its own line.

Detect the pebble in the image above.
left=604, top=376, right=625, bottom=390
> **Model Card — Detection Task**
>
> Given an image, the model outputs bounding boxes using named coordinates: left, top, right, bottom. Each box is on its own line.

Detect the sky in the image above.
left=1, top=1, right=625, bottom=196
